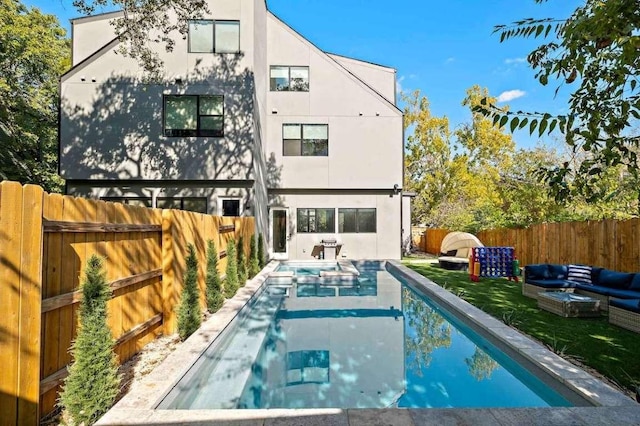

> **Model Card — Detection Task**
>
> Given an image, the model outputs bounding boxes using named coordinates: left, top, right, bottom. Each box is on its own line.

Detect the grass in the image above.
left=403, top=261, right=640, bottom=397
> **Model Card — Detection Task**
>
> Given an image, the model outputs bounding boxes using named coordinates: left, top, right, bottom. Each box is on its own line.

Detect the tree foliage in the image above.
left=237, top=235, right=247, bottom=285
left=59, top=255, right=120, bottom=425
left=224, top=238, right=239, bottom=298
left=177, top=243, right=201, bottom=341
left=249, top=234, right=260, bottom=277
left=0, top=0, right=69, bottom=192
left=475, top=0, right=640, bottom=212
left=72, top=0, right=208, bottom=77
left=205, top=239, right=223, bottom=313
left=257, top=233, right=266, bottom=268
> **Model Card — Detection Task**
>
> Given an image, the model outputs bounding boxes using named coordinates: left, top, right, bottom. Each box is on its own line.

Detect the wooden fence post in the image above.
left=161, top=209, right=176, bottom=335
left=0, top=182, right=44, bottom=425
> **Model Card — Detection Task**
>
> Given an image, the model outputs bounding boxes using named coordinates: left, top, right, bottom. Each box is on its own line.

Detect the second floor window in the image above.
left=164, top=95, right=224, bottom=137
left=270, top=66, right=309, bottom=91
left=283, top=124, right=328, bottom=156
left=188, top=20, right=240, bottom=53
left=297, top=208, right=335, bottom=233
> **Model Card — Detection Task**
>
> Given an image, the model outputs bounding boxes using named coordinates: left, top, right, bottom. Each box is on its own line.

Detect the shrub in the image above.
left=177, top=244, right=202, bottom=341
left=257, top=233, right=266, bottom=267
left=237, top=235, right=247, bottom=285
left=249, top=234, right=260, bottom=277
left=59, top=255, right=120, bottom=426
left=205, top=240, right=224, bottom=312
left=225, top=238, right=239, bottom=298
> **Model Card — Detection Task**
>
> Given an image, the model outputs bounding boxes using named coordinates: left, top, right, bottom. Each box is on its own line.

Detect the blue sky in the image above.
left=27, top=0, right=582, bottom=149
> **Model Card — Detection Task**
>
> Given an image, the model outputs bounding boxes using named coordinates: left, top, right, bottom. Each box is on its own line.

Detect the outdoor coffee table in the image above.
left=537, top=291, right=600, bottom=317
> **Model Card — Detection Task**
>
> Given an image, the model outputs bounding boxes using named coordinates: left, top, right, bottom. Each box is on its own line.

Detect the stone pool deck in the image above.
left=97, top=261, right=640, bottom=426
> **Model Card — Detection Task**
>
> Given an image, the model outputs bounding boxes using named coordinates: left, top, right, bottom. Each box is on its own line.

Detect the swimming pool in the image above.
left=275, top=261, right=340, bottom=276
left=158, top=262, right=588, bottom=410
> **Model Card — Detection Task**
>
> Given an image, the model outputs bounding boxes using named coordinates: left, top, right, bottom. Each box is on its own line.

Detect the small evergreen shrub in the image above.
left=249, top=234, right=260, bottom=277
left=177, top=243, right=202, bottom=341
left=225, top=238, right=239, bottom=298
left=205, top=240, right=224, bottom=312
left=59, top=255, right=120, bottom=426
left=257, top=233, right=266, bottom=267
left=237, top=235, right=247, bottom=285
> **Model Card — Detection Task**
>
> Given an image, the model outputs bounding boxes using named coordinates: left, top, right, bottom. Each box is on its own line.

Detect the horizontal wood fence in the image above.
left=411, top=227, right=449, bottom=254
left=0, top=181, right=255, bottom=425
left=477, top=219, right=640, bottom=272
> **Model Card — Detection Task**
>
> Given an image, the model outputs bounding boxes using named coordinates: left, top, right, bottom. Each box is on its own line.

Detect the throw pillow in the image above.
left=567, top=264, right=592, bottom=284
left=599, top=269, right=634, bottom=289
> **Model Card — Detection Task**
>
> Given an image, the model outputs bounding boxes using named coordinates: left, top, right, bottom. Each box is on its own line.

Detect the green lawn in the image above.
left=403, top=261, right=640, bottom=397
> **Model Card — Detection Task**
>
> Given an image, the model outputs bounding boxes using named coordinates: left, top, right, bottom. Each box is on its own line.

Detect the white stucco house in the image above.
left=59, top=0, right=411, bottom=260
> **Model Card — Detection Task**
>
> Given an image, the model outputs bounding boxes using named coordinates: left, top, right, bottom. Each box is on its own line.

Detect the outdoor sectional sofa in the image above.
left=522, top=263, right=640, bottom=332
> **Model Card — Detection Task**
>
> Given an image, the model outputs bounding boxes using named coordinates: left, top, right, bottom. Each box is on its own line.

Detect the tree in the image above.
left=237, top=235, right=247, bottom=285
left=257, top=233, right=266, bottom=268
left=59, top=255, right=120, bottom=425
left=249, top=234, right=260, bottom=277
left=205, top=240, right=223, bottom=313
left=224, top=238, right=239, bottom=298
left=0, top=0, right=69, bottom=192
left=477, top=0, right=640, bottom=213
left=176, top=243, right=201, bottom=340
left=71, top=0, right=208, bottom=77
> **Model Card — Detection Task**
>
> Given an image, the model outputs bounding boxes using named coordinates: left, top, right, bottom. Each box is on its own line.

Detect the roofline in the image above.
left=60, top=36, right=120, bottom=81
left=267, top=10, right=401, bottom=114
left=70, top=9, right=124, bottom=23
left=325, top=52, right=395, bottom=72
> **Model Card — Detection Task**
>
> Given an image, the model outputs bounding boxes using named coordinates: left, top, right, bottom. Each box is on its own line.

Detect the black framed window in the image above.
left=188, top=20, right=240, bottom=53
left=297, top=208, right=335, bottom=233
left=157, top=197, right=207, bottom=213
left=101, top=197, right=152, bottom=207
left=270, top=66, right=309, bottom=91
left=163, top=95, right=223, bottom=137
left=283, top=124, right=328, bottom=156
left=221, top=199, right=241, bottom=216
left=338, top=208, right=376, bottom=233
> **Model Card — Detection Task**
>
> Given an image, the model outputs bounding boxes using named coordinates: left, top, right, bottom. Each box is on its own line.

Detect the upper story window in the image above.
left=163, top=95, right=224, bottom=137
left=188, top=20, right=240, bottom=54
left=338, top=208, right=377, bottom=233
left=297, top=208, right=335, bottom=233
left=283, top=124, right=328, bottom=156
left=270, top=66, right=309, bottom=91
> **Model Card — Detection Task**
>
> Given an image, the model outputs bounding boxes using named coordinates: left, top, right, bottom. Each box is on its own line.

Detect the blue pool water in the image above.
left=276, top=262, right=339, bottom=276
left=159, top=264, right=577, bottom=409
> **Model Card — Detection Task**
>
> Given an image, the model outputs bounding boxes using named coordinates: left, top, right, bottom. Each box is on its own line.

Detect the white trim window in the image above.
left=188, top=20, right=240, bottom=54
left=283, top=124, right=328, bottom=157
left=270, top=66, right=309, bottom=91
left=218, top=197, right=242, bottom=217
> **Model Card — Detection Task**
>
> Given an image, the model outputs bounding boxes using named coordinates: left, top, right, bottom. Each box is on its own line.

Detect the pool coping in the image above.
left=97, top=260, right=640, bottom=426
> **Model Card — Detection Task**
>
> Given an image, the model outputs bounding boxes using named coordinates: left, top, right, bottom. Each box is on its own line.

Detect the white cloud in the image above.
left=504, top=57, right=526, bottom=65
left=497, top=89, right=526, bottom=103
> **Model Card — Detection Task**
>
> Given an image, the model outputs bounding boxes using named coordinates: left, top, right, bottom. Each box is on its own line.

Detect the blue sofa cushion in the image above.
left=629, top=274, right=640, bottom=291
left=606, top=288, right=640, bottom=299
left=576, top=283, right=616, bottom=296
left=525, top=264, right=550, bottom=280
left=597, top=269, right=634, bottom=290
left=591, top=267, right=604, bottom=283
left=567, top=264, right=592, bottom=284
left=609, top=298, right=640, bottom=313
left=548, top=264, right=568, bottom=280
left=527, top=279, right=576, bottom=289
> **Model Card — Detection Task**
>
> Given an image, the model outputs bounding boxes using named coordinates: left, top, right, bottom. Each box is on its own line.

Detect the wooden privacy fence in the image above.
left=411, top=227, right=449, bottom=254
left=477, top=219, right=640, bottom=272
left=0, top=181, right=255, bottom=425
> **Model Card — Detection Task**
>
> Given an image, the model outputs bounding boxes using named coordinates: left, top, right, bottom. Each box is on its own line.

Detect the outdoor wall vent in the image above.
left=91, top=77, right=96, bottom=83
left=359, top=112, right=363, bottom=116
left=272, top=109, right=278, bottom=114
left=80, top=76, right=86, bottom=82
left=376, top=112, right=380, bottom=116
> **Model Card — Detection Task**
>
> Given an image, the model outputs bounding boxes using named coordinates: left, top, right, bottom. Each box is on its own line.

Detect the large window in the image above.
left=297, top=208, right=335, bottom=233
left=270, top=66, right=309, bottom=91
left=101, top=197, right=151, bottom=207
left=188, top=20, right=240, bottom=53
left=283, top=124, right=328, bottom=156
left=163, top=95, right=224, bottom=137
left=338, top=208, right=376, bottom=233
left=157, top=197, right=207, bottom=213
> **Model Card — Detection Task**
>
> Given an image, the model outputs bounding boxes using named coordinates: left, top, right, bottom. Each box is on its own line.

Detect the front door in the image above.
left=270, top=208, right=289, bottom=260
